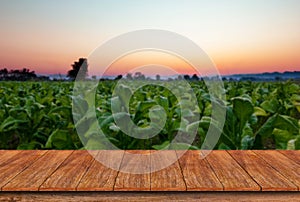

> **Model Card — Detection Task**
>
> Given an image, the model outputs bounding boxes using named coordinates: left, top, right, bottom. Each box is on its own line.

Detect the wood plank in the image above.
left=77, top=150, right=124, bottom=191
left=0, top=150, right=22, bottom=166
left=0, top=150, right=47, bottom=190
left=2, top=150, right=73, bottom=191
left=176, top=150, right=223, bottom=191
left=279, top=150, right=300, bottom=165
left=39, top=150, right=94, bottom=191
left=229, top=150, right=298, bottom=191
left=206, top=150, right=260, bottom=191
left=151, top=150, right=186, bottom=191
left=114, top=150, right=150, bottom=191
left=2, top=192, right=300, bottom=202
left=0, top=150, right=299, bottom=192
left=253, top=150, right=300, bottom=190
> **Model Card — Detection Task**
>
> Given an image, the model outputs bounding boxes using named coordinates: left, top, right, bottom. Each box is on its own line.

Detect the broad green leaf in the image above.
left=273, top=129, right=295, bottom=149
left=257, top=114, right=299, bottom=138
left=232, top=96, right=254, bottom=125
left=152, top=141, right=170, bottom=150
left=0, top=116, right=27, bottom=132
left=254, top=107, right=268, bottom=117
left=261, top=99, right=279, bottom=113
left=45, top=129, right=74, bottom=149
left=241, top=135, right=255, bottom=149
left=17, top=141, right=43, bottom=150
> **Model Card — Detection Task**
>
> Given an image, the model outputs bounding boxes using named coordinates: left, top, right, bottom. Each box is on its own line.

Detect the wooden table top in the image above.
left=0, top=150, right=299, bottom=192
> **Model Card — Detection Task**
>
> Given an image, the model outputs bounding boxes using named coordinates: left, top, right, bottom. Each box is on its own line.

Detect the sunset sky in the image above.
left=0, top=0, right=300, bottom=76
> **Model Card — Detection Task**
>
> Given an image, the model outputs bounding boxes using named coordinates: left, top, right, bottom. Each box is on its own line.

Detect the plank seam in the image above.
left=38, top=150, right=75, bottom=191
left=225, top=151, right=262, bottom=191
left=75, top=151, right=98, bottom=191
left=73, top=153, right=96, bottom=191
left=278, top=151, right=300, bottom=166
left=203, top=154, right=225, bottom=191
left=150, top=150, right=152, bottom=191
left=175, top=151, right=187, bottom=191
left=112, top=151, right=126, bottom=191
left=252, top=151, right=299, bottom=191
left=205, top=152, right=225, bottom=191
left=0, top=150, right=49, bottom=191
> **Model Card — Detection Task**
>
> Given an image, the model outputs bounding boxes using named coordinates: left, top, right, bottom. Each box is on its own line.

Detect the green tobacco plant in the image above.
left=0, top=80, right=299, bottom=150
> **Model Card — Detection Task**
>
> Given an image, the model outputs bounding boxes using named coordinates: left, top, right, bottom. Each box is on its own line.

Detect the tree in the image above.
left=183, top=74, right=190, bottom=80
left=191, top=74, right=199, bottom=81
left=67, top=58, right=88, bottom=80
left=134, top=72, right=145, bottom=80
left=156, top=74, right=160, bottom=81
left=126, top=73, right=133, bottom=80
left=115, top=75, right=123, bottom=80
left=0, top=68, right=8, bottom=80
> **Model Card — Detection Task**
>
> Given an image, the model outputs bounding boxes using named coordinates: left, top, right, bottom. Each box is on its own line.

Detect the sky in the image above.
left=0, top=0, right=300, bottom=76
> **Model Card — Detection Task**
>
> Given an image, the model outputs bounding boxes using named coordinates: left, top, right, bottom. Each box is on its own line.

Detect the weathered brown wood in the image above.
left=151, top=150, right=186, bottom=191
left=2, top=150, right=73, bottom=191
left=0, top=150, right=22, bottom=166
left=1, top=192, right=300, bottom=202
left=40, top=150, right=94, bottom=191
left=0, top=150, right=300, bottom=192
left=279, top=150, right=300, bottom=165
left=229, top=150, right=298, bottom=191
left=206, top=150, right=260, bottom=191
left=114, top=150, right=150, bottom=191
left=176, top=150, right=223, bottom=191
left=77, top=150, right=124, bottom=191
left=0, top=150, right=47, bottom=190
left=253, top=150, right=300, bottom=190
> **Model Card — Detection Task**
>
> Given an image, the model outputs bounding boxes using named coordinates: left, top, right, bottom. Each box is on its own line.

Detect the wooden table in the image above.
left=0, top=150, right=299, bottom=201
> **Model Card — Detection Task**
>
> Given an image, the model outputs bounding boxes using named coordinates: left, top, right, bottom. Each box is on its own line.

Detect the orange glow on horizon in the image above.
left=99, top=51, right=199, bottom=76
left=1, top=46, right=299, bottom=76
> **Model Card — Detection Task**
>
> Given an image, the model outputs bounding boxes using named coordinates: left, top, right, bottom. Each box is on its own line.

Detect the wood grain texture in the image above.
left=2, top=150, right=73, bottom=191
left=0, top=150, right=300, bottom=192
left=77, top=150, right=124, bottom=191
left=279, top=150, right=300, bottom=165
left=176, top=150, right=223, bottom=191
left=253, top=150, right=300, bottom=190
left=0, top=150, right=22, bottom=166
left=206, top=150, right=260, bottom=191
left=40, top=150, right=94, bottom=191
left=229, top=150, right=298, bottom=191
left=0, top=150, right=47, bottom=190
left=151, top=150, right=186, bottom=191
left=114, top=150, right=150, bottom=191
left=1, top=192, right=300, bottom=202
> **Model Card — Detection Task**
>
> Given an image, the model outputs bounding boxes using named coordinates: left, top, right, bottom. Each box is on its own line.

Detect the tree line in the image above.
left=1, top=57, right=203, bottom=81
left=0, top=68, right=39, bottom=81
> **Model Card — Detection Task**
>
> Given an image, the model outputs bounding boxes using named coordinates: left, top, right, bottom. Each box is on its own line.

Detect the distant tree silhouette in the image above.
left=0, top=68, right=37, bottom=81
left=156, top=74, right=160, bottom=81
left=115, top=75, right=123, bottom=80
left=0, top=68, right=8, bottom=80
left=183, top=74, right=190, bottom=80
left=191, top=74, right=199, bottom=81
left=134, top=72, right=145, bottom=80
left=126, top=73, right=133, bottom=80
left=0, top=68, right=8, bottom=75
left=67, top=58, right=88, bottom=80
